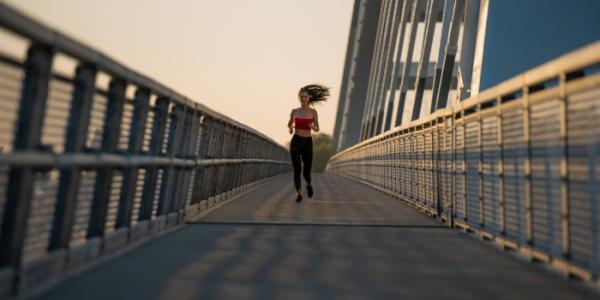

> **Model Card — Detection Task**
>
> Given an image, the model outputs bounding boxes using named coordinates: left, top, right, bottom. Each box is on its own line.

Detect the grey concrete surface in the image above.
left=193, top=174, right=441, bottom=226
left=32, top=174, right=596, bottom=300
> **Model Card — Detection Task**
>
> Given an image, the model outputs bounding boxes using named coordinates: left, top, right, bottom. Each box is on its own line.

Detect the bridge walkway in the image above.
left=31, top=174, right=594, bottom=300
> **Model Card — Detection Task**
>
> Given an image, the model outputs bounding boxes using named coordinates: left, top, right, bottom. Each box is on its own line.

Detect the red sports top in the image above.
left=294, top=116, right=313, bottom=130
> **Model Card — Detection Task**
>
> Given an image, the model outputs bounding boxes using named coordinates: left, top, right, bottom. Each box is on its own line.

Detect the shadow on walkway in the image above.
left=34, top=174, right=595, bottom=300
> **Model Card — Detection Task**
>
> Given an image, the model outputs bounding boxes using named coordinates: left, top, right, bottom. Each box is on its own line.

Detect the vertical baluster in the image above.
left=214, top=122, right=224, bottom=198
left=558, top=73, right=570, bottom=258
left=236, top=128, right=246, bottom=193
left=0, top=45, right=53, bottom=267
left=204, top=117, right=213, bottom=156
left=138, top=97, right=169, bottom=221
left=171, top=106, right=193, bottom=212
left=116, top=87, right=150, bottom=228
left=404, top=131, right=408, bottom=197
left=523, top=86, right=534, bottom=245
left=461, top=110, right=468, bottom=221
left=478, top=104, right=484, bottom=226
left=497, top=96, right=506, bottom=235
left=231, top=127, right=238, bottom=192
left=436, top=118, right=443, bottom=217
left=406, top=136, right=410, bottom=200
left=207, top=121, right=219, bottom=199
left=418, top=128, right=423, bottom=204
left=50, top=64, right=97, bottom=249
left=394, top=134, right=399, bottom=196
left=185, top=107, right=201, bottom=207
left=451, top=113, right=456, bottom=227
left=433, top=121, right=439, bottom=214
left=191, top=115, right=207, bottom=204
left=157, top=104, right=186, bottom=216
left=224, top=124, right=233, bottom=197
left=87, top=78, right=126, bottom=238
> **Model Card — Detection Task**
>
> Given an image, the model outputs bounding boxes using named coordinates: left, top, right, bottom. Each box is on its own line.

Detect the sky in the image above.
left=480, top=0, right=600, bottom=90
left=4, top=0, right=354, bottom=146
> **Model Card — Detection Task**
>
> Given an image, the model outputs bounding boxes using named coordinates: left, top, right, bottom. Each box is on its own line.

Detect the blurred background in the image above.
left=3, top=0, right=354, bottom=149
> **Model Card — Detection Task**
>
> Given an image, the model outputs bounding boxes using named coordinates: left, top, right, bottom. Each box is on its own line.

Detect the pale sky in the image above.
left=4, top=0, right=354, bottom=146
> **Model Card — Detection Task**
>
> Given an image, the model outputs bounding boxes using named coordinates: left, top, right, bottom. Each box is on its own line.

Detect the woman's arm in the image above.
left=310, top=109, right=319, bottom=132
left=288, top=109, right=294, bottom=134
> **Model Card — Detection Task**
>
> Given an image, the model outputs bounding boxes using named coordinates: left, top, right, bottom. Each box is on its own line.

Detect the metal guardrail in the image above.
left=328, top=41, right=600, bottom=282
left=0, top=3, right=290, bottom=295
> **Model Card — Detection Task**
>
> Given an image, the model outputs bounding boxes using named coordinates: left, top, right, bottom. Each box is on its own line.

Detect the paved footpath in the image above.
left=33, top=174, right=596, bottom=300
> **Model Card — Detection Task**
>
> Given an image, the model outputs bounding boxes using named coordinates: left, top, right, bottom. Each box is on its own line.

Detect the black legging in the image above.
left=290, top=134, right=313, bottom=192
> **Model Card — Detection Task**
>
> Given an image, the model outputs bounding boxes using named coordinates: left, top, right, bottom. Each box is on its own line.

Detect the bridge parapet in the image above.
left=328, top=40, right=600, bottom=284
left=0, top=3, right=290, bottom=296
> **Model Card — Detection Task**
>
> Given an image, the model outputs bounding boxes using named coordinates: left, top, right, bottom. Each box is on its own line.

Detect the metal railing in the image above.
left=0, top=3, right=290, bottom=295
left=328, top=40, right=600, bottom=281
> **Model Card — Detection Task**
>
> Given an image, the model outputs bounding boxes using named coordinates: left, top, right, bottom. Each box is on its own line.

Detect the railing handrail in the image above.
left=330, top=40, right=600, bottom=161
left=0, top=2, right=285, bottom=151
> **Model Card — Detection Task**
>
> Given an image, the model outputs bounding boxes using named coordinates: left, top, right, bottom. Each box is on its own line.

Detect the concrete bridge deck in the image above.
left=31, top=174, right=595, bottom=300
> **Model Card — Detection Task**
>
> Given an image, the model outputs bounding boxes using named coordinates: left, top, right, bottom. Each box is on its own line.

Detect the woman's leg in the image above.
left=290, top=135, right=305, bottom=202
left=301, top=138, right=313, bottom=196
left=290, top=147, right=302, bottom=192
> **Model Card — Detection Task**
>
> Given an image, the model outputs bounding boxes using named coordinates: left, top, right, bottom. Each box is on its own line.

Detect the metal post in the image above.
left=497, top=96, right=506, bottom=235
left=0, top=44, right=53, bottom=266
left=450, top=113, right=456, bottom=227
left=213, top=123, right=224, bottom=197
left=206, top=121, right=218, bottom=198
left=478, top=104, right=484, bottom=226
left=403, top=134, right=408, bottom=197
left=194, top=116, right=210, bottom=202
left=50, top=64, right=97, bottom=249
left=461, top=110, right=468, bottom=220
left=87, top=78, right=126, bottom=238
left=419, top=129, right=424, bottom=204
left=410, top=129, right=415, bottom=203
left=435, top=119, right=442, bottom=216
left=185, top=107, right=201, bottom=206
left=210, top=118, right=217, bottom=159
left=138, top=97, right=169, bottom=221
left=157, top=104, right=186, bottom=215
left=558, top=73, right=570, bottom=257
left=523, top=86, right=534, bottom=244
left=181, top=109, right=195, bottom=207
left=116, top=87, right=150, bottom=228
left=171, top=107, right=193, bottom=212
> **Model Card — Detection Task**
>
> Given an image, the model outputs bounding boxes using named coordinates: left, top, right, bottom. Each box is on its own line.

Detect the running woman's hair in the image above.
left=299, top=84, right=331, bottom=104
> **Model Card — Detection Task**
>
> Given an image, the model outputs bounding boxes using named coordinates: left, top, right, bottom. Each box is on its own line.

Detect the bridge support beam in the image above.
left=411, top=0, right=444, bottom=121
left=432, top=0, right=465, bottom=111
left=394, top=0, right=425, bottom=126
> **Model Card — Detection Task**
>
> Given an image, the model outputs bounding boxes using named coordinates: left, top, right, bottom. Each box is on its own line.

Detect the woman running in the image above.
left=287, top=84, right=330, bottom=203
